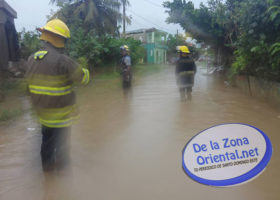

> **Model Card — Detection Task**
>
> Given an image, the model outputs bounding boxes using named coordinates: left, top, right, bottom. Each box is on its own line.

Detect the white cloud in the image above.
left=126, top=0, right=208, bottom=34
left=7, top=0, right=58, bottom=31
left=6, top=0, right=207, bottom=34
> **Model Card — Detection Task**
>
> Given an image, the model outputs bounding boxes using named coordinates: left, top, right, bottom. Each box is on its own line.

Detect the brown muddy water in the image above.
left=0, top=65, right=279, bottom=200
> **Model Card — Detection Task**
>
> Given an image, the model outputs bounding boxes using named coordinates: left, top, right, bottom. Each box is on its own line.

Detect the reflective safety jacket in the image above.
left=26, top=42, right=90, bottom=128
left=120, top=55, right=132, bottom=70
left=175, top=56, right=197, bottom=75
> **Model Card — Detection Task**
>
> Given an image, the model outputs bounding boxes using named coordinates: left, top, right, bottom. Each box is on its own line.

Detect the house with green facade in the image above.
left=126, top=28, right=168, bottom=64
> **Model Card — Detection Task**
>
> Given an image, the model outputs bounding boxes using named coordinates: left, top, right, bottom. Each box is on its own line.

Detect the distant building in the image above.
left=0, top=0, right=19, bottom=71
left=126, top=28, right=168, bottom=64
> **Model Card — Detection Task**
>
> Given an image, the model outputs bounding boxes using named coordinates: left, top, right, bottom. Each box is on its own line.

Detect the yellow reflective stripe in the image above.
left=36, top=105, right=78, bottom=120
left=179, top=71, right=195, bottom=75
left=81, top=68, right=90, bottom=85
left=29, top=85, right=72, bottom=96
left=39, top=108, right=73, bottom=120
left=36, top=105, right=77, bottom=114
left=40, top=115, right=80, bottom=128
left=40, top=118, right=73, bottom=128
left=54, top=25, right=66, bottom=34
left=29, top=85, right=72, bottom=91
left=34, top=51, right=48, bottom=60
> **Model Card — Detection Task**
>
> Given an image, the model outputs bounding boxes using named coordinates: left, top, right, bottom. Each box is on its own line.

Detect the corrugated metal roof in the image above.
left=126, top=28, right=168, bottom=35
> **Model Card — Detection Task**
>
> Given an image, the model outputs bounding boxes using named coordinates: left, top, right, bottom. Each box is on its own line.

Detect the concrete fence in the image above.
left=235, top=75, right=280, bottom=108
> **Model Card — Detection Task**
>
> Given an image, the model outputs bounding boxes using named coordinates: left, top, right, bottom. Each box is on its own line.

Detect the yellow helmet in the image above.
left=120, top=45, right=129, bottom=52
left=38, top=19, right=70, bottom=39
left=176, top=46, right=190, bottom=54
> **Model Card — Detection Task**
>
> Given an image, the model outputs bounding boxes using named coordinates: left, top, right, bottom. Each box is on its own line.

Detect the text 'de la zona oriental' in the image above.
left=191, top=137, right=260, bottom=166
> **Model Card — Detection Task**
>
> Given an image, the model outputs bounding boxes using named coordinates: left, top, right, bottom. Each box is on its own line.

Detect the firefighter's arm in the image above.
left=63, top=56, right=90, bottom=85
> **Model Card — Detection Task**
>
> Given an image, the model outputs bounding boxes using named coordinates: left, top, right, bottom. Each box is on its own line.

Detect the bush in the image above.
left=165, top=0, right=280, bottom=81
left=66, top=26, right=146, bottom=70
left=231, top=0, right=280, bottom=81
left=18, top=29, right=41, bottom=59
left=17, top=26, right=146, bottom=71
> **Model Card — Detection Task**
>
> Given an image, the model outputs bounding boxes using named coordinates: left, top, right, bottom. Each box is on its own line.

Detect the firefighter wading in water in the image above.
left=120, top=45, right=132, bottom=90
left=175, top=46, right=197, bottom=101
left=26, top=19, right=90, bottom=171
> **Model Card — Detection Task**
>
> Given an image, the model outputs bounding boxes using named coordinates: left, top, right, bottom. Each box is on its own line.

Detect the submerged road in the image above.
left=0, top=65, right=279, bottom=200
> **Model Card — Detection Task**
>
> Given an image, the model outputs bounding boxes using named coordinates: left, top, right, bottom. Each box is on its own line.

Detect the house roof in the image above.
left=126, top=28, right=168, bottom=35
left=0, top=0, right=17, bottom=18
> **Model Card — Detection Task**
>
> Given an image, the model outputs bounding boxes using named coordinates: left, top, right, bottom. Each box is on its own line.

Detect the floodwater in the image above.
left=0, top=64, right=280, bottom=200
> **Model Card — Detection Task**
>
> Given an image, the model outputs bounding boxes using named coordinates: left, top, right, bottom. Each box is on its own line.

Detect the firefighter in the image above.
left=120, top=45, right=132, bottom=89
left=25, top=19, right=90, bottom=171
left=175, top=46, right=197, bottom=101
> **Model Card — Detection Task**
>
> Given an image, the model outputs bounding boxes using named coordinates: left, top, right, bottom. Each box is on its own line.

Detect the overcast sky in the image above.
left=126, top=0, right=207, bottom=34
left=7, top=0, right=207, bottom=34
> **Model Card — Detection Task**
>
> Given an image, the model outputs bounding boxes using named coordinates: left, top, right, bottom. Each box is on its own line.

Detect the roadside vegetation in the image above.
left=164, top=0, right=280, bottom=81
left=18, top=0, right=145, bottom=70
left=167, top=34, right=200, bottom=60
left=0, top=78, right=27, bottom=121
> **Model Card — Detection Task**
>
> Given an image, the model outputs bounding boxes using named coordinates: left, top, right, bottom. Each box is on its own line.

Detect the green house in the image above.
left=126, top=28, right=168, bottom=64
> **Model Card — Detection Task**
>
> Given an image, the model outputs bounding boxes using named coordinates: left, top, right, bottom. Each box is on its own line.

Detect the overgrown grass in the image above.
left=0, top=109, right=25, bottom=121
left=0, top=78, right=27, bottom=122
left=0, top=79, right=27, bottom=96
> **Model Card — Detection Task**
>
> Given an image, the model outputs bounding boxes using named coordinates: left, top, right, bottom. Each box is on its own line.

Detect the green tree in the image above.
left=164, top=0, right=233, bottom=66
left=65, top=22, right=145, bottom=70
left=164, top=0, right=280, bottom=81
left=232, top=0, right=280, bottom=80
left=18, top=29, right=41, bottom=59
left=50, top=0, right=130, bottom=35
left=167, top=34, right=187, bottom=54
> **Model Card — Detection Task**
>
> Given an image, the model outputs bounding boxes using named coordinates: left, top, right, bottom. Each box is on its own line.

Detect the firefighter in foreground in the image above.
left=26, top=19, right=90, bottom=171
left=175, top=46, right=197, bottom=101
left=120, top=45, right=132, bottom=91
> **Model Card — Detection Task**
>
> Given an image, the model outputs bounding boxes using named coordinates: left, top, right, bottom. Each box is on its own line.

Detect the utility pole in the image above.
left=176, top=29, right=179, bottom=45
left=122, top=0, right=126, bottom=38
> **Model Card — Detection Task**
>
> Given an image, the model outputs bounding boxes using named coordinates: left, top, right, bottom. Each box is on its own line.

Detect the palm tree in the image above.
left=49, top=0, right=130, bottom=35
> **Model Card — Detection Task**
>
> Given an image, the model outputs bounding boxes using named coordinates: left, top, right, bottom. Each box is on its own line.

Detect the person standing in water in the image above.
left=120, top=45, right=132, bottom=96
left=175, top=46, right=197, bottom=101
left=26, top=19, right=90, bottom=171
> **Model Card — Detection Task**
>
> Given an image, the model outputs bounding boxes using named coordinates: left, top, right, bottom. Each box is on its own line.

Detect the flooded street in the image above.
left=0, top=64, right=280, bottom=200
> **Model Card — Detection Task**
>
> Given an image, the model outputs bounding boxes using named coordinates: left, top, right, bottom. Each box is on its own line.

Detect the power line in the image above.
left=127, top=8, right=174, bottom=33
left=128, top=18, right=148, bottom=28
left=142, top=0, right=162, bottom=8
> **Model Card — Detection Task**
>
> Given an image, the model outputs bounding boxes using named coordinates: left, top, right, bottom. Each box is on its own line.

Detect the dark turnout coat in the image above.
left=26, top=42, right=89, bottom=128
left=175, top=55, right=197, bottom=88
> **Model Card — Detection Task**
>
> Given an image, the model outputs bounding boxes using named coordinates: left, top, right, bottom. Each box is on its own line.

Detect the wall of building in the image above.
left=154, top=48, right=167, bottom=64
left=145, top=43, right=155, bottom=64
left=126, top=32, right=146, bottom=43
left=0, top=9, right=9, bottom=70
left=0, top=1, right=18, bottom=71
left=235, top=75, right=280, bottom=109
left=127, top=29, right=168, bottom=64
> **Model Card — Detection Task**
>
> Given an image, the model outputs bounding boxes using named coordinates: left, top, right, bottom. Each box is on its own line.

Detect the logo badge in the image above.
left=182, top=124, right=272, bottom=187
